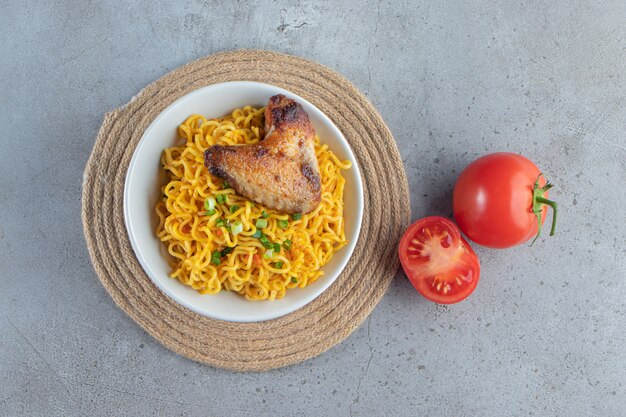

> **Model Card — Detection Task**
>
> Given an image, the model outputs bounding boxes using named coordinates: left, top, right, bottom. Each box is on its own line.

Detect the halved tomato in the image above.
left=398, top=216, right=480, bottom=304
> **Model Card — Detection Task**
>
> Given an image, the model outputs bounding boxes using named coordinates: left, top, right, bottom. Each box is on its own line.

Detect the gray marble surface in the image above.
left=2, top=1, right=625, bottom=416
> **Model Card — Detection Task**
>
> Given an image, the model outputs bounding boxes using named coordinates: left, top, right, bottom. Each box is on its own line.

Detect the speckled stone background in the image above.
left=1, top=1, right=625, bottom=416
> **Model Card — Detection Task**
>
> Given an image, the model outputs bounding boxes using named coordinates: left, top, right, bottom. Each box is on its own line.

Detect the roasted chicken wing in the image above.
left=204, top=94, right=321, bottom=214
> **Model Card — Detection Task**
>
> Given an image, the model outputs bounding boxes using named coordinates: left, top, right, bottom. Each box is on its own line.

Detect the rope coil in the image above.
left=82, top=50, right=410, bottom=371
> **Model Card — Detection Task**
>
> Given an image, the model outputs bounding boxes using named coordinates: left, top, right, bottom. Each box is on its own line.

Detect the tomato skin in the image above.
left=399, top=216, right=480, bottom=304
left=453, top=153, right=548, bottom=249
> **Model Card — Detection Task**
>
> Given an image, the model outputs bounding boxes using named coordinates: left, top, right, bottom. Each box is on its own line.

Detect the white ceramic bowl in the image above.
left=124, top=81, right=363, bottom=322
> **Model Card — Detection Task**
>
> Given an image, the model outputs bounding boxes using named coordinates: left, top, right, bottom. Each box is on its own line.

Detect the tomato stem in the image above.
left=531, top=174, right=558, bottom=245
left=535, top=197, right=558, bottom=236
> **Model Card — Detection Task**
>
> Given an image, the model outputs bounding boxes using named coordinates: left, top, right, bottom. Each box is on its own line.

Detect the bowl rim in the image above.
left=123, top=81, right=364, bottom=322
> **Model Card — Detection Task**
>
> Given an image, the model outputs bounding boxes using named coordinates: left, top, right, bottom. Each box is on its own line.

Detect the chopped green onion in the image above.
left=259, top=235, right=274, bottom=249
left=292, top=213, right=302, bottom=220
left=277, top=219, right=289, bottom=228
left=216, top=218, right=226, bottom=227
left=221, top=246, right=235, bottom=256
left=216, top=194, right=227, bottom=204
left=263, top=249, right=274, bottom=259
left=210, top=251, right=221, bottom=265
left=225, top=225, right=232, bottom=232
left=255, top=219, right=268, bottom=229
left=261, top=210, right=270, bottom=219
left=275, top=261, right=284, bottom=268
left=230, top=205, right=240, bottom=213
left=273, top=243, right=281, bottom=253
left=259, top=235, right=273, bottom=249
left=231, top=220, right=243, bottom=235
left=291, top=277, right=298, bottom=283
left=252, top=230, right=263, bottom=239
left=200, top=209, right=216, bottom=216
left=282, top=239, right=292, bottom=250
left=204, top=196, right=216, bottom=211
left=223, top=181, right=230, bottom=189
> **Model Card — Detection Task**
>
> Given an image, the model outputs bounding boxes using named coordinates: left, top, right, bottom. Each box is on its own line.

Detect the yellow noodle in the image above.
left=155, top=106, right=351, bottom=301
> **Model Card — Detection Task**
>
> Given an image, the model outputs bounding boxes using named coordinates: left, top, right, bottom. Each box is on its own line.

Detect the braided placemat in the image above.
left=82, top=50, right=410, bottom=371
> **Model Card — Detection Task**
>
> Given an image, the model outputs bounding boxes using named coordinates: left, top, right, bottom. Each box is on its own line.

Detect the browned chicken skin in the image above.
left=204, top=94, right=322, bottom=214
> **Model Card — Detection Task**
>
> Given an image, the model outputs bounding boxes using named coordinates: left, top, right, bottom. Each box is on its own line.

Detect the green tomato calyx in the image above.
left=531, top=174, right=558, bottom=245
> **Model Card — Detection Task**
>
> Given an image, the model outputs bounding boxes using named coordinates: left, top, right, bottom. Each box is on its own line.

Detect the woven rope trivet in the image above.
left=82, top=50, right=410, bottom=371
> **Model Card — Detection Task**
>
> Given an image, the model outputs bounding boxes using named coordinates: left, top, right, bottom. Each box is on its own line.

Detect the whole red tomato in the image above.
left=453, top=153, right=557, bottom=248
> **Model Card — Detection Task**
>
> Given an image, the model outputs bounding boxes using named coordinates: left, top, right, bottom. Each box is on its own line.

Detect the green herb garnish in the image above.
left=210, top=251, right=221, bottom=265
left=204, top=196, right=216, bottom=211
left=231, top=220, right=243, bottom=235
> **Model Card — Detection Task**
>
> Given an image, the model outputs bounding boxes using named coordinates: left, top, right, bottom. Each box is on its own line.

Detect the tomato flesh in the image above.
left=399, top=217, right=480, bottom=304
